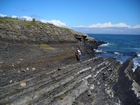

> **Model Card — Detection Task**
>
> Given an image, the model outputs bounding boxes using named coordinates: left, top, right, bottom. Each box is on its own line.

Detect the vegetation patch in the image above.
left=56, top=26, right=73, bottom=33
left=40, top=44, right=54, bottom=50
left=116, top=64, right=121, bottom=72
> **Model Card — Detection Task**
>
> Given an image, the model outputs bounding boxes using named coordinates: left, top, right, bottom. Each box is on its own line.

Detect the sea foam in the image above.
left=94, top=49, right=106, bottom=54
left=99, top=43, right=109, bottom=47
left=132, top=57, right=140, bottom=72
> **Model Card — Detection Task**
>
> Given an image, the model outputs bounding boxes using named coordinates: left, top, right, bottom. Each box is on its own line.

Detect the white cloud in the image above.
left=133, top=25, right=140, bottom=28
left=20, top=16, right=33, bottom=21
left=115, top=23, right=131, bottom=28
left=72, top=22, right=140, bottom=34
left=74, top=22, right=131, bottom=28
left=0, top=13, right=7, bottom=17
left=48, top=20, right=66, bottom=27
left=40, top=19, right=67, bottom=27
left=12, top=15, right=18, bottom=18
left=40, top=19, right=48, bottom=23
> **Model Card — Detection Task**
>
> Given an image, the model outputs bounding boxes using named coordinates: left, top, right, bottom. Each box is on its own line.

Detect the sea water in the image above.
left=88, top=34, right=140, bottom=72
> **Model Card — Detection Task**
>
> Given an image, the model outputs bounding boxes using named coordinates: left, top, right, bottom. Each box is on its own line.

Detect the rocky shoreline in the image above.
left=0, top=17, right=140, bottom=105
left=113, top=57, right=140, bottom=105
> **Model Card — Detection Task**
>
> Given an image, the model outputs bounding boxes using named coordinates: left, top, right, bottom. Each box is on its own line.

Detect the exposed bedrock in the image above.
left=0, top=57, right=121, bottom=105
left=113, top=58, right=140, bottom=105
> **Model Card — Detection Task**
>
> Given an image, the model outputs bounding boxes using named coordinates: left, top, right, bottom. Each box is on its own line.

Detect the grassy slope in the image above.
left=0, top=17, right=72, bottom=32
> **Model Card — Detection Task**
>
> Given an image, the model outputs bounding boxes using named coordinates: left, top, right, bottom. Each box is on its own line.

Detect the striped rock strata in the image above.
left=0, top=57, right=121, bottom=105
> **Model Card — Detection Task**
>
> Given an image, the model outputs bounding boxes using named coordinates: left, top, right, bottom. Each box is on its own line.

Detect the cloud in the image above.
left=0, top=13, right=7, bottom=17
left=72, top=22, right=140, bottom=34
left=12, top=15, right=18, bottom=18
left=133, top=25, right=140, bottom=28
left=40, top=19, right=67, bottom=27
left=90, top=22, right=131, bottom=28
left=74, top=22, right=131, bottom=28
left=20, top=16, right=33, bottom=21
left=47, top=20, right=67, bottom=27
left=40, top=19, right=47, bottom=23
left=72, top=27, right=140, bottom=34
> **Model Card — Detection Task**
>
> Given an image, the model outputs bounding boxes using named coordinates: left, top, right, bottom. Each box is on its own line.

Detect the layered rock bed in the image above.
left=0, top=54, right=121, bottom=105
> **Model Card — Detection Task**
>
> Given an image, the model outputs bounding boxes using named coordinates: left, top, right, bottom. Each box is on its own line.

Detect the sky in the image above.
left=0, top=0, right=140, bottom=34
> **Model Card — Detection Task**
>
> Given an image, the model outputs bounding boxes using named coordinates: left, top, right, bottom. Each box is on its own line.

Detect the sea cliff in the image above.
left=0, top=17, right=139, bottom=105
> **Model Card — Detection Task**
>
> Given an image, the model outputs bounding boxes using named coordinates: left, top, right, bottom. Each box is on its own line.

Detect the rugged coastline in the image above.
left=0, top=17, right=140, bottom=105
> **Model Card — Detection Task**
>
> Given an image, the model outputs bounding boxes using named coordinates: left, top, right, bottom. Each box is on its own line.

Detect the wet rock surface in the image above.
left=113, top=58, right=140, bottom=105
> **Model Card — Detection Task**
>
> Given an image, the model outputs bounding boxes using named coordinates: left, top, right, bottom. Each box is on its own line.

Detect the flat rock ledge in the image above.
left=0, top=57, right=121, bottom=105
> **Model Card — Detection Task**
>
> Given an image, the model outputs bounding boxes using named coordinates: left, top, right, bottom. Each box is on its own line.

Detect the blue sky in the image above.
left=0, top=0, right=140, bottom=34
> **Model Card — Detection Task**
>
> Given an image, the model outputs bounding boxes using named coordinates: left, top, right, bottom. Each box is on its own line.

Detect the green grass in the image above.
left=0, top=17, right=73, bottom=31
left=0, top=17, right=48, bottom=28
left=56, top=26, right=73, bottom=33
left=40, top=44, right=54, bottom=50
left=0, top=17, right=74, bottom=37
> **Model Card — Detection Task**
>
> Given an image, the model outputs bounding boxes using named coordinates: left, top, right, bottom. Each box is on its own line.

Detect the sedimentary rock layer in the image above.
left=0, top=57, right=121, bottom=105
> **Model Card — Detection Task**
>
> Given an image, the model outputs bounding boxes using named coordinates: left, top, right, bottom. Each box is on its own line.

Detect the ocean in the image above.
left=88, top=34, right=140, bottom=72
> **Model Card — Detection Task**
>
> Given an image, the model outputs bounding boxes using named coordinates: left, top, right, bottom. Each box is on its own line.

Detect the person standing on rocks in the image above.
left=75, top=48, right=82, bottom=61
